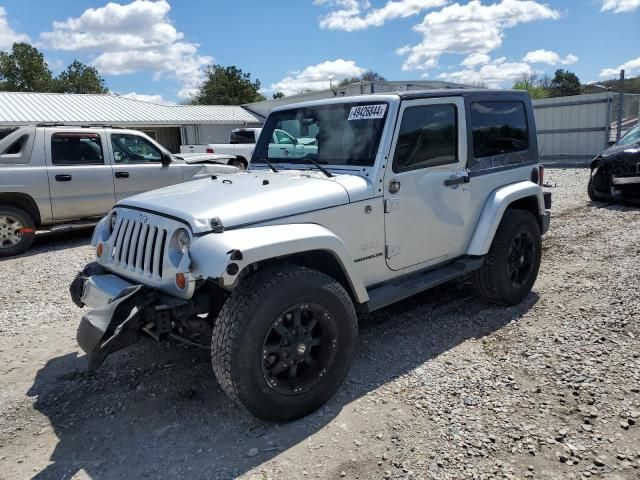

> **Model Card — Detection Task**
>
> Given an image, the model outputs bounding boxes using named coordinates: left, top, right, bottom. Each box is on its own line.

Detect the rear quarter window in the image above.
left=468, top=101, right=530, bottom=171
left=0, top=131, right=33, bottom=165
left=230, top=130, right=256, bottom=144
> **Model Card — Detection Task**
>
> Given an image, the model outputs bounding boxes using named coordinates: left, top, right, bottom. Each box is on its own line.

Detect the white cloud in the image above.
left=0, top=7, right=30, bottom=50
left=119, top=92, right=174, bottom=105
left=601, top=0, right=640, bottom=13
left=316, top=0, right=447, bottom=31
left=461, top=53, right=491, bottom=68
left=522, top=49, right=578, bottom=65
left=40, top=1, right=212, bottom=99
left=438, top=56, right=533, bottom=87
left=270, top=59, right=366, bottom=95
left=600, top=56, right=640, bottom=77
left=398, top=0, right=560, bottom=71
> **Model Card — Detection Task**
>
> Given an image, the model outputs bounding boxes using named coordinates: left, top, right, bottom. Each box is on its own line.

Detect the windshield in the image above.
left=253, top=101, right=388, bottom=167
left=615, top=124, right=640, bottom=148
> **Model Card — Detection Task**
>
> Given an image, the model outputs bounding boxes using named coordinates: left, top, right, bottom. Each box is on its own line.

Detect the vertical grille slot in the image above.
left=152, top=229, right=166, bottom=278
left=148, top=226, right=159, bottom=275
left=110, top=218, right=125, bottom=259
left=158, top=229, right=168, bottom=278
left=119, top=220, right=134, bottom=264
left=137, top=224, right=149, bottom=270
left=117, top=220, right=130, bottom=263
left=127, top=222, right=142, bottom=267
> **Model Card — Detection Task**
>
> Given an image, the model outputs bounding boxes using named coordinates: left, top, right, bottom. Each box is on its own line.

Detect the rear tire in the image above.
left=211, top=265, right=357, bottom=421
left=0, top=205, right=36, bottom=257
left=472, top=209, right=541, bottom=306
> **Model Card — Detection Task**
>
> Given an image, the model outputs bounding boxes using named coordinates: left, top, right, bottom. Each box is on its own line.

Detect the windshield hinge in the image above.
left=384, top=198, right=400, bottom=213
left=385, top=245, right=401, bottom=259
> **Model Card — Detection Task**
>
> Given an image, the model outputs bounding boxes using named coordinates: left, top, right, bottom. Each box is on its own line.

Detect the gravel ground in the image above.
left=0, top=167, right=639, bottom=480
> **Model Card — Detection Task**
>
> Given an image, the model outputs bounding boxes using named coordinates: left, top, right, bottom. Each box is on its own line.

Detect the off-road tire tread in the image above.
left=211, top=264, right=356, bottom=411
left=472, top=209, right=540, bottom=305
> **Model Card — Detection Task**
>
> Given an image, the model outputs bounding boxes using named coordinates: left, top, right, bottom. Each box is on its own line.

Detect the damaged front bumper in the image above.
left=611, top=175, right=640, bottom=201
left=70, top=263, right=195, bottom=370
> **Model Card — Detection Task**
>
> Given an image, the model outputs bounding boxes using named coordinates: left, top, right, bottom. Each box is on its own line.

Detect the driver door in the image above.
left=384, top=97, right=472, bottom=271
left=109, top=133, right=183, bottom=201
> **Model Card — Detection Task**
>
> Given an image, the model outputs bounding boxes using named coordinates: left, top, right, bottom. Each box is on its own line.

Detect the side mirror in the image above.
left=161, top=152, right=172, bottom=165
left=606, top=140, right=616, bottom=147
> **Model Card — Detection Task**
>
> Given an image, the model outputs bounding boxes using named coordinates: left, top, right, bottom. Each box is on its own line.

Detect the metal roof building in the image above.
left=0, top=92, right=264, bottom=152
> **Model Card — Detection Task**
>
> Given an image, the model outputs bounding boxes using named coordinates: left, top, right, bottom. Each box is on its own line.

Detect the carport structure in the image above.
left=0, top=92, right=264, bottom=153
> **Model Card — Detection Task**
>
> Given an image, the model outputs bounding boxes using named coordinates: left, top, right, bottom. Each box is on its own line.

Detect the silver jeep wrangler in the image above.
left=70, top=89, right=551, bottom=421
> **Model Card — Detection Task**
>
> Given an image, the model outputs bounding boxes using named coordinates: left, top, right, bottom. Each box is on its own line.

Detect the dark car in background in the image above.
left=588, top=125, right=640, bottom=203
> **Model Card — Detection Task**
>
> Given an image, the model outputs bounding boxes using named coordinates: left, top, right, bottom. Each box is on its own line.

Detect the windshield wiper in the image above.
left=301, top=156, right=333, bottom=178
left=254, top=158, right=279, bottom=173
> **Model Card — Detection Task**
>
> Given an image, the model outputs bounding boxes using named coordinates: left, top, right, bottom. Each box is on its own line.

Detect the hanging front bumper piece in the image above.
left=69, top=263, right=194, bottom=370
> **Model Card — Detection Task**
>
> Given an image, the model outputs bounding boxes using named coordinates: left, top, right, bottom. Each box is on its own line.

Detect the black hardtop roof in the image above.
left=391, top=88, right=530, bottom=100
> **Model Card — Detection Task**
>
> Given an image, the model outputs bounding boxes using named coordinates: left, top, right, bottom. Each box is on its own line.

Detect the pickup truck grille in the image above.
left=110, top=218, right=168, bottom=278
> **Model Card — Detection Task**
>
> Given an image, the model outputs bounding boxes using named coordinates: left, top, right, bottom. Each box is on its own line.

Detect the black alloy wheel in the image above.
left=261, top=302, right=338, bottom=396
left=507, top=231, right=535, bottom=288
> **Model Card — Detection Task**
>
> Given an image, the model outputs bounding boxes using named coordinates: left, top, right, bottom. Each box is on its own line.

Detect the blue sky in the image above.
left=0, top=0, right=638, bottom=103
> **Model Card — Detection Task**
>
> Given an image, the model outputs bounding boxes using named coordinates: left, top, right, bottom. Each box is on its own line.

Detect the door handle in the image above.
left=115, top=171, right=130, bottom=179
left=55, top=174, right=72, bottom=182
left=444, top=174, right=470, bottom=187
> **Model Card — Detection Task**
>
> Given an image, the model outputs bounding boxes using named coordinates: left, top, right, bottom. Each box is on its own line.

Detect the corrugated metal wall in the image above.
left=532, top=93, right=612, bottom=164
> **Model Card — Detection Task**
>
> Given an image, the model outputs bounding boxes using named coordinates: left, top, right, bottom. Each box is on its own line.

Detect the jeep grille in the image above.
left=110, top=217, right=168, bottom=278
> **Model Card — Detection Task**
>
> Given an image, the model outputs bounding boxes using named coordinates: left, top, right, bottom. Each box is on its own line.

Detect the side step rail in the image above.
left=366, top=257, right=484, bottom=312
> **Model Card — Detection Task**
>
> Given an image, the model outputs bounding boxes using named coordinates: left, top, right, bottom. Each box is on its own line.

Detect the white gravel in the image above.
left=0, top=167, right=638, bottom=480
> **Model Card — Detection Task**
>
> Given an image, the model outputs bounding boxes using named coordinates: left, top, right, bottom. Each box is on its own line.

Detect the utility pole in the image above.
left=616, top=69, right=625, bottom=141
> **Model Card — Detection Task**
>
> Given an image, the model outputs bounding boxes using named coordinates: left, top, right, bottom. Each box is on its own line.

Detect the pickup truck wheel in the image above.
left=229, top=158, right=247, bottom=170
left=472, top=209, right=541, bottom=306
left=211, top=265, right=357, bottom=421
left=0, top=206, right=36, bottom=257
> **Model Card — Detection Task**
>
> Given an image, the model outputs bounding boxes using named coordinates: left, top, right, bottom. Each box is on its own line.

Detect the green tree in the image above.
left=549, top=69, right=581, bottom=97
left=338, top=70, right=386, bottom=87
left=0, top=42, right=54, bottom=92
left=512, top=73, right=549, bottom=99
left=272, top=91, right=285, bottom=99
left=55, top=60, right=108, bottom=94
left=190, top=65, right=264, bottom=105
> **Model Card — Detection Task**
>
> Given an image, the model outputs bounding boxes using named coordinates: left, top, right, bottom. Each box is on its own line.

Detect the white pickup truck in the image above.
left=180, top=127, right=318, bottom=170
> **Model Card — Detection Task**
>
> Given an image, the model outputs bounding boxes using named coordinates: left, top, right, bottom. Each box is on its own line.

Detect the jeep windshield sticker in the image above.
left=348, top=104, right=387, bottom=121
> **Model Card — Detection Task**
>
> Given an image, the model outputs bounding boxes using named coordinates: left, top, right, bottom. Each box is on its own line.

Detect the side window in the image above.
left=51, top=133, right=104, bottom=165
left=111, top=134, right=163, bottom=163
left=393, top=104, right=457, bottom=173
left=3, top=135, right=28, bottom=155
left=469, top=101, right=529, bottom=171
left=274, top=130, right=295, bottom=145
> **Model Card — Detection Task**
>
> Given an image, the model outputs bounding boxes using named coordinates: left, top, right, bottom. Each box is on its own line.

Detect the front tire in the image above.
left=0, top=206, right=36, bottom=258
left=472, top=209, right=542, bottom=306
left=588, top=167, right=610, bottom=202
left=211, top=265, right=357, bottom=421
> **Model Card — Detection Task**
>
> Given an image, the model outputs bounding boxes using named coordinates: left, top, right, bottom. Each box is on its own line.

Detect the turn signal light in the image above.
left=96, top=243, right=103, bottom=258
left=175, top=273, right=186, bottom=289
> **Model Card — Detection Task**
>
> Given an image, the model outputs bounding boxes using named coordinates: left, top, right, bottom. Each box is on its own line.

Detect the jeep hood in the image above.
left=118, top=170, right=367, bottom=233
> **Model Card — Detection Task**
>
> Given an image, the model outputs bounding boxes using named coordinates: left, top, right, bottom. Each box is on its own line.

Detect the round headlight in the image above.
left=176, top=229, right=191, bottom=250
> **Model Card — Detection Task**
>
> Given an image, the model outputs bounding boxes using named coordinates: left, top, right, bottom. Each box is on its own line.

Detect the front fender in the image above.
left=466, top=181, right=545, bottom=256
left=189, top=223, right=369, bottom=303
